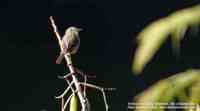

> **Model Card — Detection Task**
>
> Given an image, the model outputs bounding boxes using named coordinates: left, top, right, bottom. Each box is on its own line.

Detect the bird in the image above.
left=56, top=26, right=82, bottom=64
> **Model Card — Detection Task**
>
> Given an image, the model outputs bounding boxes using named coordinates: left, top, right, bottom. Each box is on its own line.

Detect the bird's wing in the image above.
left=67, top=33, right=80, bottom=54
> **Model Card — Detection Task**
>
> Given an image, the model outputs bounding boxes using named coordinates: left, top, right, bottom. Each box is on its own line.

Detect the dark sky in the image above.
left=1, top=0, right=200, bottom=111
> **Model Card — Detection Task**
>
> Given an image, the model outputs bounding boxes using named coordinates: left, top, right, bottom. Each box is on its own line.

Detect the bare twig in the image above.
left=49, top=16, right=64, bottom=52
left=63, top=93, right=73, bottom=111
left=66, top=79, right=75, bottom=93
left=55, top=81, right=74, bottom=99
left=84, top=75, right=87, bottom=97
left=63, top=89, right=79, bottom=111
left=79, top=82, right=116, bottom=111
left=75, top=67, right=96, bottom=78
left=58, top=73, right=74, bottom=79
left=58, top=68, right=96, bottom=80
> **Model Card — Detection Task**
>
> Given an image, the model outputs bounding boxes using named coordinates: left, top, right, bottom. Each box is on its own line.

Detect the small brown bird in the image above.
left=56, top=26, right=82, bottom=64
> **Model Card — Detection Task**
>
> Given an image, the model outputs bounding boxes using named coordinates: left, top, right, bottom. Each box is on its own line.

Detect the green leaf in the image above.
left=70, top=93, right=78, bottom=111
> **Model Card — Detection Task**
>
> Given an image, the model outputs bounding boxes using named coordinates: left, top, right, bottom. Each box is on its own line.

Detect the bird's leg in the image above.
left=79, top=82, right=116, bottom=111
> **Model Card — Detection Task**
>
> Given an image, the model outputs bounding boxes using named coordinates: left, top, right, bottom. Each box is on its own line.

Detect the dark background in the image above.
left=1, top=0, right=199, bottom=111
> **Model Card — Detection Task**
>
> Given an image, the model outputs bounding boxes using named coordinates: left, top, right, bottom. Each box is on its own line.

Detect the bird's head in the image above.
left=65, top=26, right=83, bottom=34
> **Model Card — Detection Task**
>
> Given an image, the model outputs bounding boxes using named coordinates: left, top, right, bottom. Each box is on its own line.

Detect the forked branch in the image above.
left=49, top=16, right=115, bottom=111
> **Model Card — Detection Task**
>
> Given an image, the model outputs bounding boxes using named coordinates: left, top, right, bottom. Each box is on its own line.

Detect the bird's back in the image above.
left=62, top=30, right=80, bottom=54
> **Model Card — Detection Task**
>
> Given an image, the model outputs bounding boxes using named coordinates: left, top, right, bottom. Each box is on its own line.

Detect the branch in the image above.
left=55, top=81, right=74, bottom=99
left=84, top=75, right=87, bottom=97
left=79, top=82, right=116, bottom=111
left=49, top=16, right=63, bottom=52
left=66, top=79, right=75, bottom=93
left=63, top=90, right=79, bottom=111
left=57, top=68, right=96, bottom=80
left=49, top=16, right=86, bottom=111
left=75, top=67, right=96, bottom=78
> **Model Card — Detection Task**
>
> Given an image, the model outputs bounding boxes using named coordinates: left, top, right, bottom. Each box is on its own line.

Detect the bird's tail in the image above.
left=56, top=53, right=64, bottom=64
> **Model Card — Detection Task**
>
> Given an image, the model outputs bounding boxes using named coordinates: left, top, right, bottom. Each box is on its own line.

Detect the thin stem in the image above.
left=63, top=93, right=73, bottom=111
left=55, top=81, right=74, bottom=99
left=58, top=73, right=74, bottom=79
left=66, top=79, right=75, bottom=93
left=49, top=16, right=63, bottom=52
left=63, top=90, right=79, bottom=111
left=75, top=67, right=96, bottom=78
left=79, top=82, right=116, bottom=111
left=84, top=75, right=87, bottom=97
left=61, top=97, right=64, bottom=111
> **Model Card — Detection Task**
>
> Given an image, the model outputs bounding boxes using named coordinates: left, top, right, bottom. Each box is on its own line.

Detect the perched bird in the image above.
left=56, top=26, right=82, bottom=64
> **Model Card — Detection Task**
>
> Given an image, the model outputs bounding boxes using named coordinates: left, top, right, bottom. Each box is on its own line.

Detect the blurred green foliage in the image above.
left=134, top=69, right=200, bottom=111
left=132, top=5, right=200, bottom=74
left=131, top=4, right=200, bottom=111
